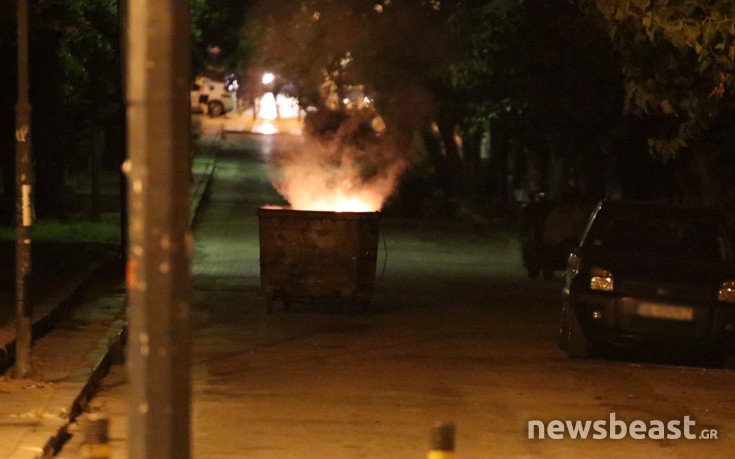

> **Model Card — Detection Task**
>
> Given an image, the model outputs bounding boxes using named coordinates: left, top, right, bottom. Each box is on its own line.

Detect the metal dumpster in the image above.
left=257, top=206, right=380, bottom=312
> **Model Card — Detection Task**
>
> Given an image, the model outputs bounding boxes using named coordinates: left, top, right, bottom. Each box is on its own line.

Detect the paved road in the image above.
left=60, top=133, right=735, bottom=458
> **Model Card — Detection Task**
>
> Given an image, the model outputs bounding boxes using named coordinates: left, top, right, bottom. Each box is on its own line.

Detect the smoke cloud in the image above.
left=270, top=113, right=410, bottom=212
left=247, top=0, right=454, bottom=211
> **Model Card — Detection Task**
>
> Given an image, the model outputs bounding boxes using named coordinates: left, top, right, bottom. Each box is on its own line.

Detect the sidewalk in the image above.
left=25, top=131, right=735, bottom=459
left=198, top=108, right=304, bottom=137
left=0, top=136, right=218, bottom=459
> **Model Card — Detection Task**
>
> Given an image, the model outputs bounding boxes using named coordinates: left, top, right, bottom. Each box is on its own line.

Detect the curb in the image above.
left=0, top=261, right=110, bottom=375
left=190, top=147, right=217, bottom=227
left=38, top=141, right=219, bottom=458
left=40, top=316, right=127, bottom=458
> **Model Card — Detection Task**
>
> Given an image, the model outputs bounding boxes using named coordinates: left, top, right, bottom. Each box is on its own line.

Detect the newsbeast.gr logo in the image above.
left=528, top=413, right=719, bottom=440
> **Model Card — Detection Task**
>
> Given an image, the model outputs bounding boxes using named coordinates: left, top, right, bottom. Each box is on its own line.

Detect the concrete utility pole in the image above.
left=126, top=1, right=192, bottom=458
left=14, top=0, right=33, bottom=379
left=117, top=0, right=129, bottom=267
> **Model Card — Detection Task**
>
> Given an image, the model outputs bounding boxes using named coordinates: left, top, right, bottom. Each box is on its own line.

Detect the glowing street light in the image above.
left=258, top=92, right=278, bottom=120
left=262, top=72, right=275, bottom=85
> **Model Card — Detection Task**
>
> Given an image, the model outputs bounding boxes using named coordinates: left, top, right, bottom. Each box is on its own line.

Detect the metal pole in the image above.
left=14, top=0, right=32, bottom=380
left=428, top=422, right=456, bottom=459
left=117, top=0, right=128, bottom=267
left=126, top=1, right=191, bottom=458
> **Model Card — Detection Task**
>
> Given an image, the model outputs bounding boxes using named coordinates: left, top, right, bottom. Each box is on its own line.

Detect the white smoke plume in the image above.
left=269, top=116, right=409, bottom=212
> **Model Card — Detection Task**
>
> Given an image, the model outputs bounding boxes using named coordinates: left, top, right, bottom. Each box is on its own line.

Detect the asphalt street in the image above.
left=59, top=131, right=735, bottom=458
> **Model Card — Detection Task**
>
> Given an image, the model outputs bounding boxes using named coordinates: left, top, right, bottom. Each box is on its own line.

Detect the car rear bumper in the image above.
left=571, top=292, right=735, bottom=351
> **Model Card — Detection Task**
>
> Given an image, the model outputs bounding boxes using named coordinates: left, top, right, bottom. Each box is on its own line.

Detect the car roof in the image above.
left=598, top=199, right=726, bottom=220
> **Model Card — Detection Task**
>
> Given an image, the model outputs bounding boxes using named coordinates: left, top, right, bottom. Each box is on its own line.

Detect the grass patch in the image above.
left=0, top=213, right=121, bottom=244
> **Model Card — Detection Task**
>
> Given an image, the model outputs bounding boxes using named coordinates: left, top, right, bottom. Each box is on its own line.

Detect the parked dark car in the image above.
left=519, top=195, right=593, bottom=279
left=559, top=199, right=735, bottom=366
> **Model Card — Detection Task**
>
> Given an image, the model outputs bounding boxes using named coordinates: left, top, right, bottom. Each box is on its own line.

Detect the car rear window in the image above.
left=588, top=214, right=733, bottom=262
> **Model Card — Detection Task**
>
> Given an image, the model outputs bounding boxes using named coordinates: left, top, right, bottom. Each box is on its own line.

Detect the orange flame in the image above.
left=287, top=189, right=383, bottom=212
left=270, top=139, right=406, bottom=213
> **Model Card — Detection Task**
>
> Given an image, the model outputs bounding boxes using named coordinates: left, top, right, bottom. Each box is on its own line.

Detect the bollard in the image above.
left=81, top=413, right=110, bottom=459
left=428, top=422, right=455, bottom=459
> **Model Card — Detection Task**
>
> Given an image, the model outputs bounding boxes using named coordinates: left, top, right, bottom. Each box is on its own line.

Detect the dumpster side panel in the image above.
left=257, top=207, right=379, bottom=302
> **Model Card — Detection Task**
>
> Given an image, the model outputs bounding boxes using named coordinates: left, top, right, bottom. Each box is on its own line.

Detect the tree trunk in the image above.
left=91, top=127, right=105, bottom=219
left=436, top=120, right=462, bottom=196
left=0, top=143, right=14, bottom=225
left=461, top=129, right=483, bottom=199
left=546, top=142, right=567, bottom=202
left=490, top=122, right=511, bottom=203
left=691, top=147, right=725, bottom=206
left=34, top=139, right=66, bottom=218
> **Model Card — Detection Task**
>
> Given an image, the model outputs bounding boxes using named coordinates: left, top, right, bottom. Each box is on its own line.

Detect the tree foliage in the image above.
left=191, top=0, right=253, bottom=75
left=447, top=0, right=523, bottom=132
left=24, top=0, right=122, bottom=215
left=447, top=0, right=624, bottom=200
left=42, top=0, right=120, bottom=120
left=574, top=0, right=735, bottom=160
left=244, top=0, right=629, bottom=203
left=245, top=0, right=454, bottom=143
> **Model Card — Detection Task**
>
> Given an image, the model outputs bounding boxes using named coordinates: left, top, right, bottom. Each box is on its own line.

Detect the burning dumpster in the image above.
left=257, top=206, right=380, bottom=312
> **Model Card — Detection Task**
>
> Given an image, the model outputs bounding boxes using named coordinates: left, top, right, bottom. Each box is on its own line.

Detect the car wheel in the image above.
left=208, top=100, right=225, bottom=118
left=558, top=306, right=569, bottom=351
left=566, top=307, right=592, bottom=359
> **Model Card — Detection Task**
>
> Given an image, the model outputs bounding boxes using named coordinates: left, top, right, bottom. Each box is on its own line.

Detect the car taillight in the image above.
left=590, top=267, right=613, bottom=292
left=719, top=280, right=735, bottom=302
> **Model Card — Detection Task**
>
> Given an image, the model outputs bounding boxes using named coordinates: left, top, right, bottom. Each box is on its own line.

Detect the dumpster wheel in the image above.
left=266, top=297, right=291, bottom=314
left=344, top=295, right=369, bottom=315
